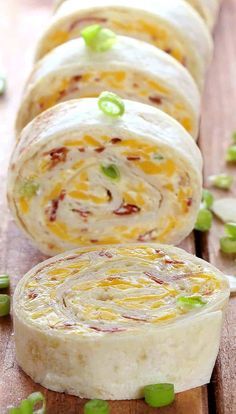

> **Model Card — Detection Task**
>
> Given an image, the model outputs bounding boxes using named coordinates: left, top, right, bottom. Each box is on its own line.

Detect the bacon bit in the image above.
left=164, top=256, right=184, bottom=265
left=99, top=250, right=113, bottom=258
left=144, top=272, right=165, bottom=285
left=90, top=239, right=98, bottom=243
left=28, top=291, right=38, bottom=299
left=72, top=75, right=82, bottom=82
left=182, top=57, right=187, bottom=67
left=94, top=78, right=100, bottom=82
left=133, top=83, right=138, bottom=88
left=58, top=89, right=67, bottom=99
left=69, top=17, right=107, bottom=32
left=72, top=208, right=91, bottom=218
left=138, top=228, right=157, bottom=242
left=64, top=322, right=76, bottom=327
left=110, top=137, right=122, bottom=144
left=155, top=249, right=165, bottom=255
left=187, top=198, right=193, bottom=207
left=90, top=326, right=126, bottom=333
left=122, top=314, right=148, bottom=322
left=45, top=147, right=68, bottom=168
left=46, top=190, right=66, bottom=222
left=149, top=96, right=162, bottom=105
left=106, top=189, right=112, bottom=201
left=114, top=203, right=140, bottom=216
left=78, top=147, right=85, bottom=152
left=164, top=48, right=172, bottom=54
left=94, top=147, right=105, bottom=153
left=127, top=156, right=141, bottom=161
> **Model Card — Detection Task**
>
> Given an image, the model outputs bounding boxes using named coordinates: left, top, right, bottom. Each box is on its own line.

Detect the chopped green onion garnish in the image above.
left=0, top=274, right=10, bottom=289
left=19, top=180, right=39, bottom=198
left=202, top=189, right=214, bottom=209
left=144, top=383, right=175, bottom=408
left=0, top=74, right=6, bottom=96
left=232, top=131, right=236, bottom=143
left=19, top=399, right=33, bottom=414
left=226, top=145, right=236, bottom=162
left=98, top=91, right=125, bottom=117
left=220, top=237, right=236, bottom=254
left=225, top=222, right=236, bottom=238
left=84, top=399, right=110, bottom=414
left=28, top=392, right=46, bottom=413
left=153, top=153, right=164, bottom=160
left=177, top=295, right=206, bottom=309
left=81, top=24, right=116, bottom=52
left=0, top=294, right=10, bottom=316
left=101, top=164, right=120, bottom=180
left=194, top=208, right=212, bottom=232
left=209, top=173, right=233, bottom=190
left=8, top=408, right=21, bottom=414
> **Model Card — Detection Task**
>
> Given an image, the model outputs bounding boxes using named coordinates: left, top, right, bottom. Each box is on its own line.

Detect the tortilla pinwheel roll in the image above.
left=16, top=36, right=200, bottom=138
left=13, top=244, right=230, bottom=399
left=8, top=97, right=202, bottom=256
left=36, top=0, right=213, bottom=89
left=54, top=0, right=221, bottom=30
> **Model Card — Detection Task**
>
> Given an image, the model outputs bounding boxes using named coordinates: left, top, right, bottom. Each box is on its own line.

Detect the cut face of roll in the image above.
left=13, top=244, right=230, bottom=399
left=16, top=36, right=200, bottom=138
left=54, top=0, right=220, bottom=30
left=8, top=98, right=202, bottom=256
left=37, top=0, right=213, bottom=89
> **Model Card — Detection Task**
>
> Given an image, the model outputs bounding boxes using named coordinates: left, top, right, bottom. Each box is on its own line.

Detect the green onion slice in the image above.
left=28, top=392, right=46, bottom=414
left=19, top=399, right=33, bottom=414
left=144, top=383, right=175, bottom=408
left=0, top=74, right=6, bottom=96
left=8, top=408, right=21, bottom=414
left=98, top=91, right=125, bottom=117
left=177, top=295, right=206, bottom=309
left=194, top=208, right=212, bottom=232
left=101, top=164, right=120, bottom=180
left=220, top=237, right=236, bottom=254
left=202, top=189, right=214, bottom=209
left=209, top=173, right=233, bottom=190
left=81, top=24, right=116, bottom=52
left=0, top=274, right=10, bottom=289
left=226, top=145, right=236, bottom=162
left=19, top=180, right=39, bottom=198
left=0, top=294, right=10, bottom=317
left=84, top=399, right=110, bottom=414
left=225, top=222, right=236, bottom=238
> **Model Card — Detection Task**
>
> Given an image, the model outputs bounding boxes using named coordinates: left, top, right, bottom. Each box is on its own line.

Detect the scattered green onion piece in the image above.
left=220, top=237, right=236, bottom=254
left=19, top=180, right=39, bottom=198
left=225, top=222, right=236, bottom=238
left=209, top=173, right=233, bottom=190
left=0, top=74, right=6, bottom=96
left=194, top=208, right=212, bottom=232
left=101, top=164, right=120, bottom=180
left=232, top=131, right=236, bottom=143
left=98, top=91, right=125, bottom=118
left=226, top=145, right=236, bottom=162
left=153, top=153, right=164, bottom=160
left=84, top=399, right=110, bottom=414
left=19, top=399, right=33, bottom=414
left=144, top=383, right=175, bottom=408
left=8, top=408, right=21, bottom=414
left=0, top=294, right=10, bottom=316
left=28, top=392, right=46, bottom=414
left=81, top=24, right=116, bottom=52
left=177, top=295, right=206, bottom=309
left=0, top=274, right=10, bottom=289
left=202, top=189, right=214, bottom=209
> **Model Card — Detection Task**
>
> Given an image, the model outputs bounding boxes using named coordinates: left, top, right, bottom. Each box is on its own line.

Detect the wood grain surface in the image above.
left=0, top=0, right=235, bottom=413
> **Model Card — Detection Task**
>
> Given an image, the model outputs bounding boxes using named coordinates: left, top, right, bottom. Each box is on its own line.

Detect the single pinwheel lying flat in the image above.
left=8, top=97, right=202, bottom=255
left=15, top=36, right=200, bottom=138
left=13, top=244, right=230, bottom=399
left=36, top=0, right=213, bottom=89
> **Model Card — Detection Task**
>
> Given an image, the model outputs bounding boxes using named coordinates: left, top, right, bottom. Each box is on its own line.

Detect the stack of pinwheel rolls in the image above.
left=9, top=0, right=229, bottom=402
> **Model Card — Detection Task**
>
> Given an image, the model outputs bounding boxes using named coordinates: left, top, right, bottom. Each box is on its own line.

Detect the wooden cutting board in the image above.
left=0, top=0, right=235, bottom=412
